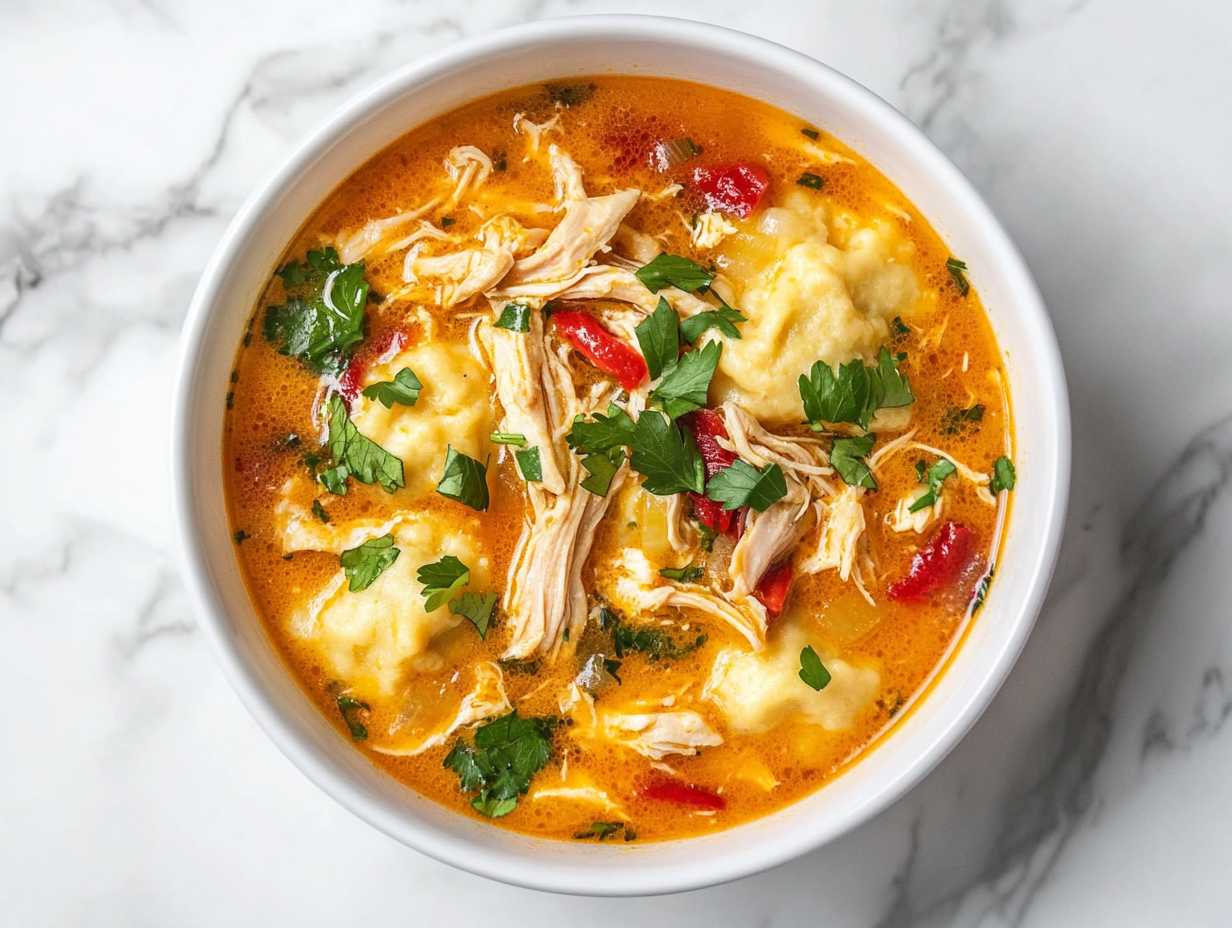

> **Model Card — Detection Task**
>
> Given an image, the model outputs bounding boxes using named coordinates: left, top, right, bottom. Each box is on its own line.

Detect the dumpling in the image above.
left=293, top=514, right=491, bottom=696
left=702, top=621, right=879, bottom=734
left=349, top=342, right=493, bottom=499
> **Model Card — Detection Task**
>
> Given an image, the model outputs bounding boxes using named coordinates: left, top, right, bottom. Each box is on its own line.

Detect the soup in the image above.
left=223, top=76, right=1014, bottom=843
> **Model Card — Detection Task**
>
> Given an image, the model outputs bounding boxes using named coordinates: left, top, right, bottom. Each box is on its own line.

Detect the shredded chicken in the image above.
left=729, top=473, right=815, bottom=596
left=607, top=549, right=768, bottom=651
left=444, top=145, right=493, bottom=207
left=599, top=710, right=723, bottom=760
left=797, top=485, right=867, bottom=581
left=720, top=401, right=835, bottom=499
left=889, top=487, right=944, bottom=534
left=370, top=662, right=511, bottom=757
left=333, top=200, right=444, bottom=265
left=513, top=111, right=562, bottom=155
left=691, top=211, right=738, bottom=249
left=532, top=783, right=624, bottom=815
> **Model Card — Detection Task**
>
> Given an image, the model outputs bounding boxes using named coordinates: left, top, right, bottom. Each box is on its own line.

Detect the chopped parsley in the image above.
left=515, top=446, right=543, bottom=483
left=991, top=455, right=1016, bottom=493
left=679, top=304, right=746, bottom=344
left=648, top=340, right=722, bottom=420
left=613, top=619, right=706, bottom=661
left=417, top=555, right=470, bottom=612
left=340, top=534, right=399, bottom=592
left=799, top=646, right=832, bottom=691
left=265, top=247, right=369, bottom=374
left=233, top=530, right=248, bottom=544
left=830, top=434, right=878, bottom=490
left=801, top=127, right=820, bottom=140
left=443, top=711, right=555, bottom=818
left=659, top=563, right=704, bottom=582
left=494, top=302, right=532, bottom=333
left=799, top=347, right=914, bottom=431
left=946, top=256, right=970, bottom=296
left=706, top=460, right=788, bottom=512
left=492, top=150, right=507, bottom=172
left=628, top=411, right=706, bottom=496
left=436, top=446, right=489, bottom=511
left=440, top=216, right=456, bottom=228
left=324, top=394, right=405, bottom=494
left=336, top=696, right=370, bottom=740
left=361, top=366, right=422, bottom=409
left=634, top=297, right=680, bottom=381
left=574, top=821, right=631, bottom=841
left=696, top=520, right=718, bottom=552
left=971, top=571, right=993, bottom=612
left=580, top=448, right=626, bottom=497
left=893, top=316, right=911, bottom=335
left=634, top=253, right=715, bottom=294
left=797, top=172, right=824, bottom=189
left=909, top=458, right=957, bottom=512
left=311, top=499, right=330, bottom=523
left=498, top=658, right=540, bottom=676
left=490, top=432, right=527, bottom=446
left=449, top=591, right=498, bottom=640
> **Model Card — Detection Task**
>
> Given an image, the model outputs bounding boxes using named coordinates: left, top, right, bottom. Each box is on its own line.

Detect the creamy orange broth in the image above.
left=224, top=77, right=1011, bottom=842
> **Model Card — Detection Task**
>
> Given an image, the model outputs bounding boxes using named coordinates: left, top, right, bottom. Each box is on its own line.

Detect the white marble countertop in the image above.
left=3, top=0, right=1231, bottom=924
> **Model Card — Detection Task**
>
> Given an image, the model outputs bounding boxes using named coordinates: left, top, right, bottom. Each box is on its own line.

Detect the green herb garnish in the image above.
left=706, top=460, right=788, bottom=512
left=797, top=172, right=824, bottom=189
left=265, top=247, right=369, bottom=373
left=613, top=619, right=705, bottom=661
left=991, top=456, right=1016, bottom=493
left=627, top=411, right=706, bottom=496
left=440, top=216, right=456, bottom=228
left=336, top=695, right=370, bottom=740
left=659, top=564, right=704, bottom=582
left=443, top=711, right=555, bottom=818
left=417, top=555, right=470, bottom=612
left=801, top=127, right=820, bottom=140
left=648, top=341, right=722, bottom=420
left=436, top=446, right=489, bottom=511
left=909, top=458, right=957, bottom=512
left=361, top=367, right=422, bottom=409
left=490, top=432, right=527, bottom=445
left=830, top=434, right=878, bottom=490
left=574, top=821, right=626, bottom=841
left=546, top=82, right=595, bottom=107
left=450, top=591, right=498, bottom=640
left=494, top=302, right=532, bottom=333
left=634, top=253, right=715, bottom=294
left=799, top=646, right=831, bottom=691
left=312, top=499, right=330, bottom=523
left=324, top=394, right=406, bottom=494
left=679, top=304, right=746, bottom=344
left=340, top=534, right=400, bottom=592
left=233, top=530, right=248, bottom=544
left=634, top=297, right=680, bottom=381
left=515, top=446, right=543, bottom=483
left=946, top=256, right=970, bottom=296
left=799, top=347, right=914, bottom=431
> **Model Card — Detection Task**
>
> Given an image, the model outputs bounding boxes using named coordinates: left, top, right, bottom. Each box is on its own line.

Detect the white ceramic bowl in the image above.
left=172, top=14, right=1070, bottom=896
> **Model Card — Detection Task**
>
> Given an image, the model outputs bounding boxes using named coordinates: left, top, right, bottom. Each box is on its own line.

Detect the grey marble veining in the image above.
left=3, top=1, right=1230, bottom=924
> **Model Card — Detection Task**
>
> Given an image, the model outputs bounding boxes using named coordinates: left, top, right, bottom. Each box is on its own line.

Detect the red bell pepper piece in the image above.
left=337, top=327, right=412, bottom=405
left=887, top=521, right=976, bottom=602
left=692, top=163, right=770, bottom=219
left=640, top=780, right=727, bottom=811
left=683, top=409, right=740, bottom=533
left=754, top=560, right=793, bottom=618
left=552, top=310, right=648, bottom=391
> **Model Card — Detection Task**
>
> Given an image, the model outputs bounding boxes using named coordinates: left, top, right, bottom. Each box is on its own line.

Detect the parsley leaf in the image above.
left=494, top=302, right=531, bottom=332
left=436, top=446, right=489, bottom=511
left=679, top=304, right=746, bottom=344
left=971, top=570, right=993, bottom=613
left=706, top=460, right=788, bottom=512
left=909, top=458, right=957, bottom=512
left=566, top=405, right=637, bottom=456
left=799, top=357, right=879, bottom=430
left=799, top=646, right=832, bottom=691
left=635, top=253, right=715, bottom=294
left=991, top=456, right=1016, bottom=492
left=265, top=248, right=369, bottom=373
left=312, top=499, right=330, bottom=523
left=612, top=617, right=705, bottom=661
left=659, top=564, right=704, bottom=582
left=490, top=432, right=527, bottom=445
left=634, top=297, right=680, bottom=381
left=797, top=172, right=824, bottom=189
left=801, top=127, right=820, bottom=140
left=628, top=411, right=706, bottom=496
left=443, top=711, right=555, bottom=817
left=946, top=256, right=970, bottom=296
left=799, top=349, right=914, bottom=430
left=340, top=534, right=400, bottom=592
left=580, top=449, right=626, bottom=497
left=876, top=347, right=914, bottom=409
left=574, top=821, right=625, bottom=841
left=648, top=340, right=722, bottom=420
left=515, top=446, right=543, bottom=483
left=325, top=394, right=405, bottom=494
left=417, top=555, right=470, bottom=612
left=336, top=695, right=370, bottom=740
left=318, top=464, right=348, bottom=496
left=361, top=367, right=422, bottom=408
left=450, top=591, right=498, bottom=640
left=830, top=434, right=878, bottom=489
left=546, top=82, right=595, bottom=107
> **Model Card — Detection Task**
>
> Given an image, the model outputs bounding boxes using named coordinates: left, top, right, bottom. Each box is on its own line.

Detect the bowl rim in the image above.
left=172, top=13, right=1070, bottom=896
